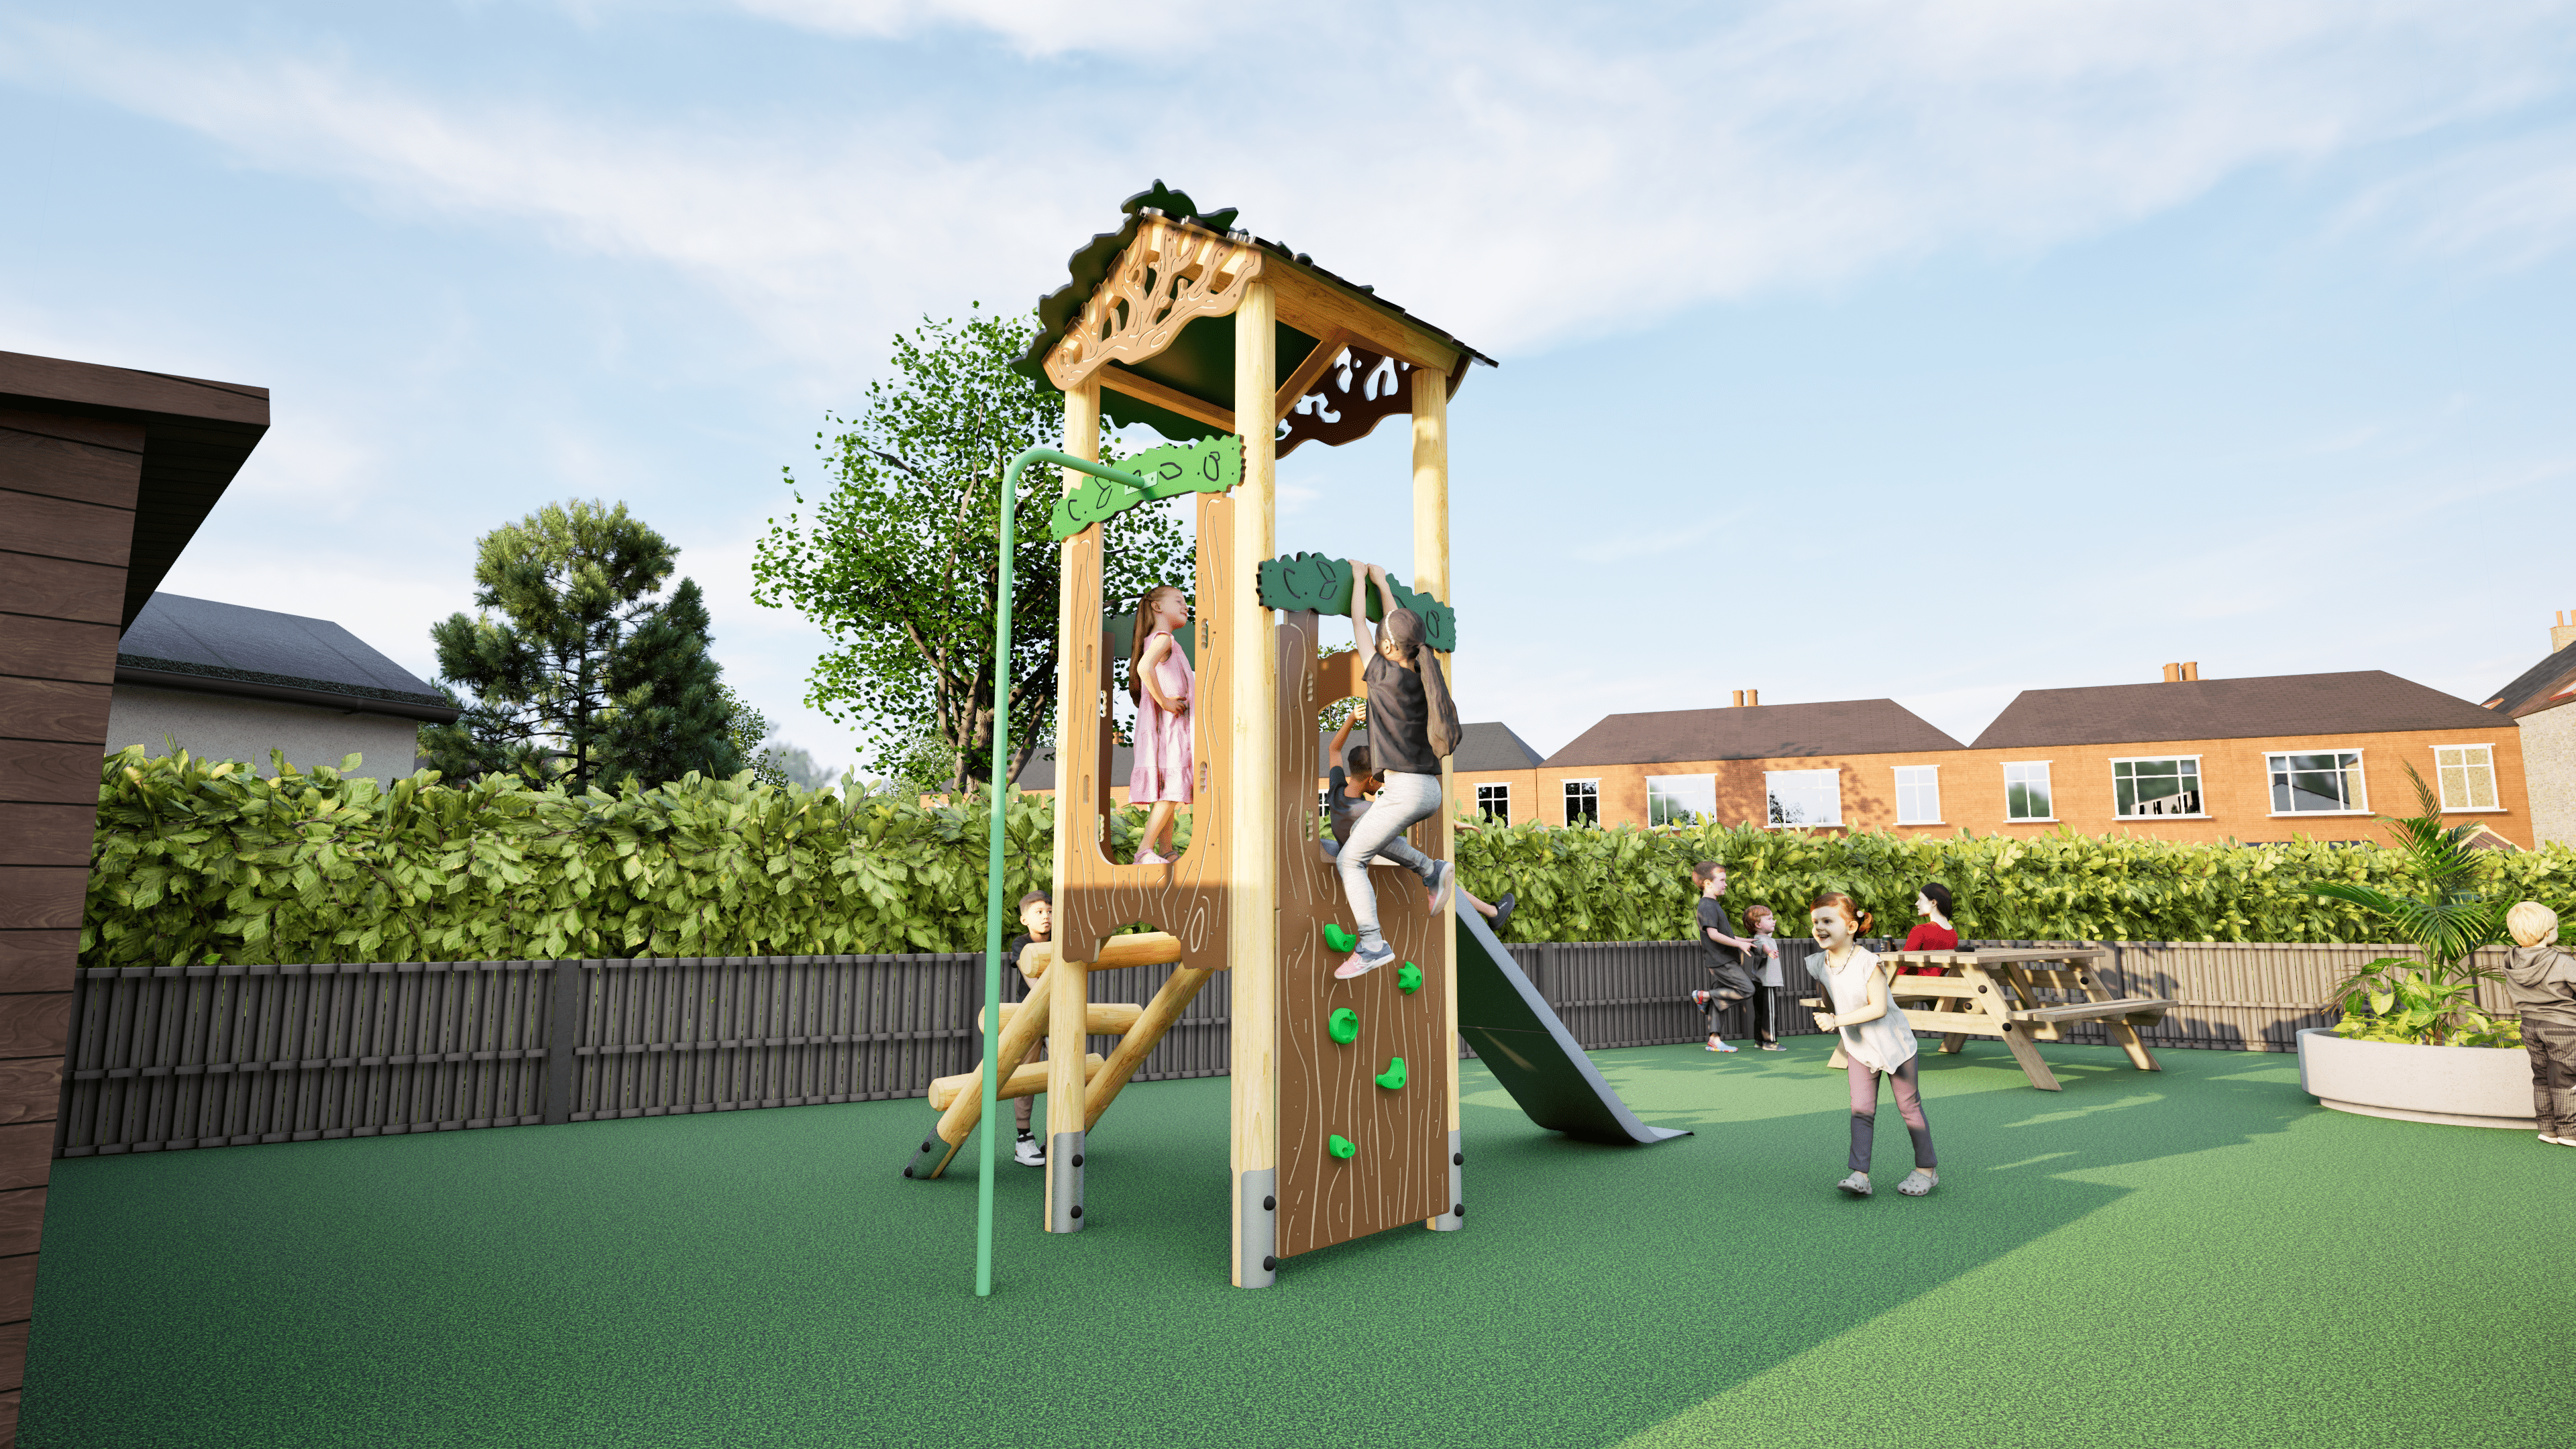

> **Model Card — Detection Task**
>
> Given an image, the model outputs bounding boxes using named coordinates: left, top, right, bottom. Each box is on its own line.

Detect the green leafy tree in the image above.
left=717, top=683, right=794, bottom=789
left=426, top=499, right=740, bottom=792
left=751, top=306, right=1192, bottom=786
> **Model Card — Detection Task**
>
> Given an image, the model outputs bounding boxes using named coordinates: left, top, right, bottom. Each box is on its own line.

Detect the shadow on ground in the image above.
left=21, top=1038, right=2570, bottom=1448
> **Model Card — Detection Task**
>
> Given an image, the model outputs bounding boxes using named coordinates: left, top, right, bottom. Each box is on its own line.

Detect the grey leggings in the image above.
left=1848, top=1055, right=1936, bottom=1174
left=1336, top=770, right=1442, bottom=949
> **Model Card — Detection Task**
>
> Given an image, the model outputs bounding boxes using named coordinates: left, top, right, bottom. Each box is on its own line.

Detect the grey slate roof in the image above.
left=1971, top=671, right=2498, bottom=749
left=1453, top=721, right=1545, bottom=773
left=2480, top=641, right=2576, bottom=718
left=117, top=592, right=454, bottom=718
left=1543, top=700, right=1965, bottom=769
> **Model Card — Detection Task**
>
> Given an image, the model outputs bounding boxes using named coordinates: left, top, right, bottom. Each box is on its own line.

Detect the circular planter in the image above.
left=2295, top=1027, right=2534, bottom=1130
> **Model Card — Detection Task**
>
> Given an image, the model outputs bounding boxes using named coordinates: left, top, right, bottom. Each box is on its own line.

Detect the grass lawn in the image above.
left=21, top=1036, right=2571, bottom=1448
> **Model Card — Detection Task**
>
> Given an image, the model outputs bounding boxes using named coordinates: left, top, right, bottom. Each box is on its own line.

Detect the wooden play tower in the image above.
left=906, top=183, right=1494, bottom=1288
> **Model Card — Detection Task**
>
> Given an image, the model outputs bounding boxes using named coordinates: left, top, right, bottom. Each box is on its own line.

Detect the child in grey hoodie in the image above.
left=2504, top=900, right=2576, bottom=1146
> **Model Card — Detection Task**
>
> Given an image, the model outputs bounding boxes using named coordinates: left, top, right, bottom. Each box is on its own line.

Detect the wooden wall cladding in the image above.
left=1, top=401, right=146, bottom=1444
left=1273, top=611, right=1447, bottom=1257
left=1053, top=490, right=1235, bottom=967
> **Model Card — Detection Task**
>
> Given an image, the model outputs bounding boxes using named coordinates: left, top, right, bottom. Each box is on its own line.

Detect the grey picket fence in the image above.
left=56, top=938, right=2504, bottom=1157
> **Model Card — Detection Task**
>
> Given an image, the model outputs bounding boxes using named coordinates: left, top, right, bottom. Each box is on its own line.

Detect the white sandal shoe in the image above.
left=1837, top=1171, right=1872, bottom=1197
left=1897, top=1169, right=1938, bottom=1196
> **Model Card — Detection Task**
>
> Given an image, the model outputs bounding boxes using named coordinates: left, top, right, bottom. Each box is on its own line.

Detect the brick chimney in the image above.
left=2555, top=610, right=2576, bottom=653
left=2160, top=662, right=2201, bottom=682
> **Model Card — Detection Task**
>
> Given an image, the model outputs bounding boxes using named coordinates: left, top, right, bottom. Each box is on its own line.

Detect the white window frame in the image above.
left=2267, top=749, right=2369, bottom=817
left=1562, top=778, right=1600, bottom=827
left=1892, top=765, right=1942, bottom=825
left=2110, top=754, right=2208, bottom=820
left=2430, top=744, right=2504, bottom=812
left=1764, top=768, right=1842, bottom=828
left=2003, top=761, right=2055, bottom=822
left=1646, top=773, right=1716, bottom=827
left=1474, top=781, right=1512, bottom=824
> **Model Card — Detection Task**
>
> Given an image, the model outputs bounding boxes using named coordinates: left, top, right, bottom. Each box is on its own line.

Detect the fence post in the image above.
left=541, top=959, right=585, bottom=1126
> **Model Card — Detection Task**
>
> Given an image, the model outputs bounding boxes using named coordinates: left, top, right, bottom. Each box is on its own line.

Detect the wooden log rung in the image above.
left=981, top=1003, right=1142, bottom=1034
left=1018, top=932, right=1193, bottom=980
left=927, top=1053, right=1106, bottom=1111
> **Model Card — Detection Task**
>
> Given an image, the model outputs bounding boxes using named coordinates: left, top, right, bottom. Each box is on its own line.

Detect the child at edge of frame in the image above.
left=1807, top=890, right=1939, bottom=1198
left=2503, top=900, right=2576, bottom=1147
left=1687, top=861, right=1759, bottom=1053
left=998, top=890, right=1053, bottom=1167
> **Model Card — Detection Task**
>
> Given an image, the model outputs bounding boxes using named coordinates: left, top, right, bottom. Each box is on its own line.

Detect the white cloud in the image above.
left=9, top=0, right=2574, bottom=379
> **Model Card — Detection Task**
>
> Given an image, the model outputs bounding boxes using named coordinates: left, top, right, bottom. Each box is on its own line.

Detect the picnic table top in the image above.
left=1878, top=946, right=2109, bottom=967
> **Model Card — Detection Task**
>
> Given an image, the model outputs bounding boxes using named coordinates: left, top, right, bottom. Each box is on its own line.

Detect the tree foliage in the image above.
left=750, top=307, right=1191, bottom=786
left=424, top=499, right=739, bottom=792
left=2311, top=765, right=2519, bottom=1044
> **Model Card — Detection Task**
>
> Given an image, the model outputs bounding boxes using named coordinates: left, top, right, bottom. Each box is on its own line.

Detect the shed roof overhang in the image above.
left=1014, top=182, right=1496, bottom=449
left=0, top=350, right=270, bottom=629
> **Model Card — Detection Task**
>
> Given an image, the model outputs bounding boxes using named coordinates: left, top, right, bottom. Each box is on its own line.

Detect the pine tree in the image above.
left=425, top=499, right=741, bottom=792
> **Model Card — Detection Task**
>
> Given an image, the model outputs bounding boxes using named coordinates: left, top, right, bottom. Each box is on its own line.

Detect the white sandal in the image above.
left=1837, top=1171, right=1872, bottom=1197
left=1897, top=1169, right=1937, bottom=1197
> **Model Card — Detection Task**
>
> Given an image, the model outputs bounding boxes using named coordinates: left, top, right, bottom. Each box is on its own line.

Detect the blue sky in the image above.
left=8, top=1, right=2576, bottom=771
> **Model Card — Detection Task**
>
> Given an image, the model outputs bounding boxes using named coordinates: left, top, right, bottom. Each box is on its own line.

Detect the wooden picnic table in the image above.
left=1801, top=947, right=2178, bottom=1092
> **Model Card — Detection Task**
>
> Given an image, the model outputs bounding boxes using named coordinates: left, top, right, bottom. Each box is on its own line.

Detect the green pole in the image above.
left=975, top=446, right=1156, bottom=1298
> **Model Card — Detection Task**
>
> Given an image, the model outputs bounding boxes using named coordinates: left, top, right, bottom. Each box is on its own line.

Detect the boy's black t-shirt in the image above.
left=997, top=933, right=1042, bottom=1005
left=1325, top=765, right=1368, bottom=845
left=1361, top=651, right=1440, bottom=776
left=1695, top=898, right=1741, bottom=971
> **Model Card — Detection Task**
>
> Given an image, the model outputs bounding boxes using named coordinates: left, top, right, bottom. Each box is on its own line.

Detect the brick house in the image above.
left=2479, top=612, right=2576, bottom=848
left=1532, top=696, right=1968, bottom=832
left=1960, top=666, right=2530, bottom=845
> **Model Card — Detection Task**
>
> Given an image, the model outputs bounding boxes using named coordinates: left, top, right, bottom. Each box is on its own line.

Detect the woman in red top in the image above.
left=1899, top=881, right=1959, bottom=975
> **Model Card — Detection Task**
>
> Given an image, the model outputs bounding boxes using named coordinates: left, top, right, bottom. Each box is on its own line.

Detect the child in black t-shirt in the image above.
left=998, top=890, right=1053, bottom=1167
left=1687, top=861, right=1760, bottom=1053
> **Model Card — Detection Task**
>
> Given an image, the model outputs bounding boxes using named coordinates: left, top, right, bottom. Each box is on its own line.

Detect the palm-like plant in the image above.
left=2312, top=765, right=2516, bottom=1046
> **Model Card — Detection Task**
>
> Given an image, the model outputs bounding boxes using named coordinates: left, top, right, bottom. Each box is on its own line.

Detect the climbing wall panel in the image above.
left=1273, top=610, right=1450, bottom=1257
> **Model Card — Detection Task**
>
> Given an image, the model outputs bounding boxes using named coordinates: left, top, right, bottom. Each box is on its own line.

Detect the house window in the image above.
left=2269, top=751, right=2366, bottom=814
left=2113, top=757, right=2204, bottom=818
left=1562, top=779, right=1599, bottom=826
left=1765, top=769, right=1841, bottom=826
left=2004, top=761, right=2053, bottom=821
left=1893, top=765, right=1941, bottom=824
left=2433, top=745, right=2499, bottom=810
left=1646, top=774, right=1715, bottom=826
left=1475, top=782, right=1511, bottom=824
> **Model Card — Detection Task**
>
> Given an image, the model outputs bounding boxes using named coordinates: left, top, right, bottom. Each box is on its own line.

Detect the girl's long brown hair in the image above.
left=1128, top=586, right=1185, bottom=703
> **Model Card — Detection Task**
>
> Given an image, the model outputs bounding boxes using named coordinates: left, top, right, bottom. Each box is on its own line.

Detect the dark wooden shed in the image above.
left=0, top=350, right=268, bottom=1440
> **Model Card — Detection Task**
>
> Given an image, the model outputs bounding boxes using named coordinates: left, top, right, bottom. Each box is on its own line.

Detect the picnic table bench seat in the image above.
left=2009, top=996, right=2179, bottom=1027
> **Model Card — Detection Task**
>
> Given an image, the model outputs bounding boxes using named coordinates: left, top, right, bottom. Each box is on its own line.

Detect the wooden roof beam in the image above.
left=1099, top=366, right=1236, bottom=433
left=1267, top=268, right=1461, bottom=378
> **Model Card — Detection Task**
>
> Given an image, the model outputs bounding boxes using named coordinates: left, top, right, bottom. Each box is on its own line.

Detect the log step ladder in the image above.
left=902, top=932, right=1220, bottom=1190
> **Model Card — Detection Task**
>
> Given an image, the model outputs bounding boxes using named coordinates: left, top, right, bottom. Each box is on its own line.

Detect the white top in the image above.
left=1754, top=934, right=1783, bottom=988
left=1821, top=945, right=1917, bottom=1073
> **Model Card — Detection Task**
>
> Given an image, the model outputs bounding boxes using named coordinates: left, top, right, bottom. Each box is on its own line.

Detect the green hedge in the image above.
left=1455, top=818, right=2576, bottom=946
left=85, top=749, right=1052, bottom=967
left=85, top=748, right=2576, bottom=968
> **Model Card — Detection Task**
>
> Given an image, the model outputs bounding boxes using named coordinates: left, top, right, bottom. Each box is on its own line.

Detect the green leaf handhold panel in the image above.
left=1396, top=962, right=1423, bottom=994
left=1328, top=1134, right=1356, bottom=1159
left=1375, top=1057, right=1407, bottom=1090
left=1322, top=923, right=1358, bottom=953
left=1328, top=1008, right=1359, bottom=1045
left=1049, top=436, right=1241, bottom=540
left=1255, top=551, right=1457, bottom=651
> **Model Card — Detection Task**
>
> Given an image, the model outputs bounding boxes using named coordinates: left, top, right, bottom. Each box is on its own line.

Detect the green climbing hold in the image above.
left=1323, top=924, right=1358, bottom=953
left=1396, top=963, right=1423, bottom=994
left=1328, top=1134, right=1356, bottom=1160
left=1375, top=1057, right=1407, bottom=1090
left=1328, top=1008, right=1359, bottom=1045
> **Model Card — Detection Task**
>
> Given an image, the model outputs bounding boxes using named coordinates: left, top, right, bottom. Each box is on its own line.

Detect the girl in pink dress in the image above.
left=1126, top=585, right=1194, bottom=864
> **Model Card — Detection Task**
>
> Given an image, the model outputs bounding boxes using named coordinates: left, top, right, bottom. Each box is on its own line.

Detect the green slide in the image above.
left=1454, top=898, right=1692, bottom=1145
